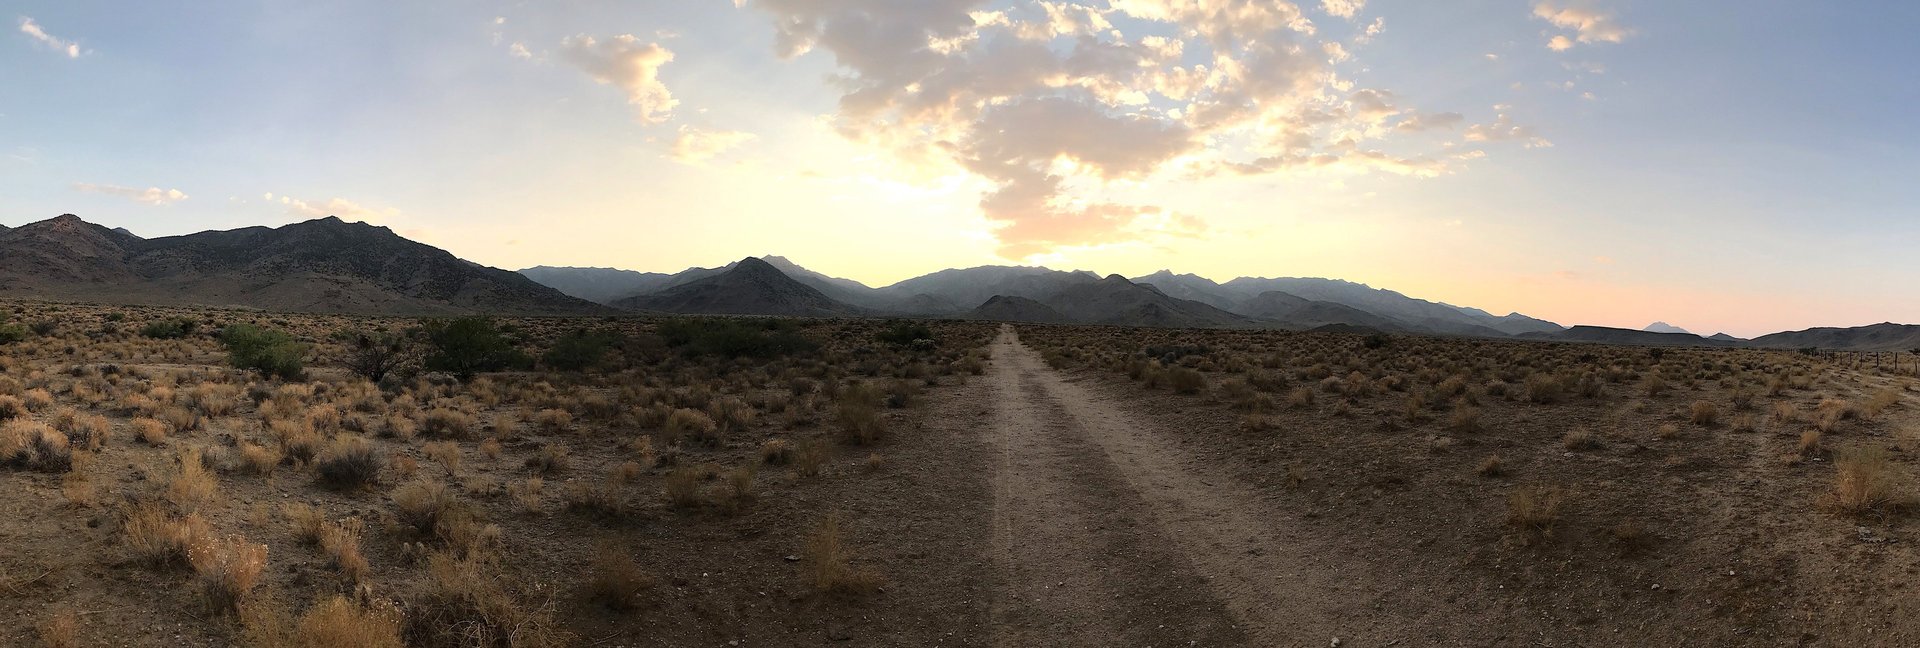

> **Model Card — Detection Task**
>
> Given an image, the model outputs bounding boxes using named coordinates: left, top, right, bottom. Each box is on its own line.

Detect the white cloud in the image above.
left=19, top=17, right=81, bottom=58
left=741, top=0, right=1524, bottom=258
left=558, top=35, right=678, bottom=124
left=1464, top=113, right=1552, bottom=148
left=669, top=126, right=757, bottom=164
left=508, top=42, right=531, bottom=59
left=1533, top=2, right=1630, bottom=50
left=1321, top=0, right=1366, bottom=20
left=72, top=183, right=188, bottom=206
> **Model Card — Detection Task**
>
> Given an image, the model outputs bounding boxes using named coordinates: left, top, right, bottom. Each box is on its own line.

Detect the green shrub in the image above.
left=657, top=318, right=815, bottom=358
left=221, top=324, right=307, bottom=380
left=422, top=317, right=528, bottom=381
left=542, top=328, right=621, bottom=372
left=142, top=317, right=199, bottom=339
left=0, top=323, right=27, bottom=345
left=342, top=331, right=416, bottom=383
left=874, top=322, right=935, bottom=347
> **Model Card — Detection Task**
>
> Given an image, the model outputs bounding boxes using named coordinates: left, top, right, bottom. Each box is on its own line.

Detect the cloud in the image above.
left=19, top=17, right=81, bottom=58
left=1321, top=0, right=1366, bottom=20
left=508, top=42, right=531, bottom=59
left=742, top=0, right=1521, bottom=259
left=1533, top=2, right=1629, bottom=50
left=1464, top=113, right=1552, bottom=148
left=72, top=183, right=188, bottom=206
left=669, top=126, right=757, bottom=163
left=558, top=35, right=678, bottom=123
left=274, top=195, right=400, bottom=223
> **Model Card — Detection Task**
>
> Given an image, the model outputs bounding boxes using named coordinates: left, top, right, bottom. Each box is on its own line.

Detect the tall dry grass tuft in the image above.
left=1506, top=484, right=1567, bottom=546
left=189, top=534, right=268, bottom=614
left=1824, top=446, right=1910, bottom=516
left=804, top=513, right=883, bottom=595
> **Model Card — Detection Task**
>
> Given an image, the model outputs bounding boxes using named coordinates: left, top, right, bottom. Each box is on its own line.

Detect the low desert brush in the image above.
left=189, top=534, right=269, bottom=614
left=804, top=514, right=883, bottom=595
left=168, top=447, right=220, bottom=511
left=123, top=502, right=212, bottom=567
left=1689, top=400, right=1719, bottom=425
left=664, top=466, right=706, bottom=510
left=314, top=436, right=383, bottom=489
left=585, top=544, right=656, bottom=611
left=37, top=607, right=79, bottom=648
left=1506, top=484, right=1567, bottom=546
left=1824, top=446, right=1911, bottom=516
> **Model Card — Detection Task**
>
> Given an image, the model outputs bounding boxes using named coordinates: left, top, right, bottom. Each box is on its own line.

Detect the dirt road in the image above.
left=975, top=326, right=1410, bottom=647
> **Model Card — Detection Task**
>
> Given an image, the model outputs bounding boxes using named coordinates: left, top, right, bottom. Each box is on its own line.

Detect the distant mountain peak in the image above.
left=1644, top=321, right=1692, bottom=335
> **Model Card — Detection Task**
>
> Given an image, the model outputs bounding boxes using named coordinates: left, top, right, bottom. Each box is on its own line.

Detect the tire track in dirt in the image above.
left=983, top=326, right=1407, bottom=647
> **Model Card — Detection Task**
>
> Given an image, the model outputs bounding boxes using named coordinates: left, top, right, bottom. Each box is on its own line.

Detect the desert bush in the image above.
left=421, top=317, right=529, bottom=381
left=189, top=534, right=268, bottom=614
left=1445, top=405, right=1481, bottom=433
left=1506, top=484, right=1567, bottom=546
left=404, top=552, right=570, bottom=648
left=1523, top=372, right=1563, bottom=404
left=122, top=503, right=211, bottom=567
left=0, top=322, right=28, bottom=344
left=343, top=331, right=417, bottom=383
left=391, top=480, right=492, bottom=553
left=541, top=328, right=620, bottom=372
left=874, top=321, right=935, bottom=347
left=1825, top=446, right=1910, bottom=515
left=584, top=545, right=656, bottom=611
left=1477, top=454, right=1505, bottom=477
left=314, top=436, right=383, bottom=489
left=37, top=608, right=78, bottom=648
left=1866, top=388, right=1902, bottom=419
left=1282, top=387, right=1315, bottom=410
left=421, top=408, right=476, bottom=439
left=168, top=448, right=220, bottom=510
left=1561, top=428, right=1601, bottom=451
left=141, top=317, right=198, bottom=340
left=525, top=443, right=570, bottom=474
left=664, top=466, right=706, bottom=509
left=709, top=396, right=755, bottom=431
left=721, top=465, right=756, bottom=512
left=794, top=437, right=830, bottom=478
left=1168, top=367, right=1207, bottom=395
left=1689, top=400, right=1719, bottom=425
left=760, top=438, right=793, bottom=465
left=834, top=383, right=886, bottom=445
left=423, top=440, right=461, bottom=474
left=533, top=408, right=573, bottom=434
left=242, top=596, right=406, bottom=648
left=657, top=318, right=816, bottom=359
left=0, top=420, right=73, bottom=472
left=222, top=324, right=307, bottom=380
left=804, top=514, right=883, bottom=595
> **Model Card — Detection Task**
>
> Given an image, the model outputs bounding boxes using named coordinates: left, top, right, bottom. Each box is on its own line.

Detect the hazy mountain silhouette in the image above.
left=1238, top=291, right=1401, bottom=330
left=969, top=295, right=1070, bottom=324
left=1524, top=326, right=1732, bottom=347
left=1130, top=270, right=1241, bottom=311
left=0, top=214, right=599, bottom=315
left=876, top=266, right=1100, bottom=311
left=1643, top=321, right=1692, bottom=335
left=612, top=257, right=862, bottom=317
left=1040, top=275, right=1252, bottom=329
left=519, top=266, right=676, bottom=304
left=1748, top=323, right=1920, bottom=352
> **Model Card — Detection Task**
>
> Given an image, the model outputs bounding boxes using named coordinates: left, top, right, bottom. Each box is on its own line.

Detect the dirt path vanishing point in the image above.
left=976, top=325, right=1415, bottom=648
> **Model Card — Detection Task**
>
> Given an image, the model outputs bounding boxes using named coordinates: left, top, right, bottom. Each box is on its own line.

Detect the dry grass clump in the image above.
left=1167, top=367, right=1207, bottom=395
left=122, top=502, right=212, bottom=567
left=1824, top=446, right=1910, bottom=516
left=664, top=466, right=707, bottom=509
left=584, top=544, right=657, bottom=611
left=238, top=441, right=283, bottom=475
left=405, top=553, right=570, bottom=648
left=1689, top=400, right=1719, bottom=426
left=533, top=408, right=572, bottom=434
left=665, top=408, right=718, bottom=446
left=132, top=417, right=170, bottom=445
left=833, top=385, right=887, bottom=445
left=59, top=412, right=110, bottom=451
left=760, top=438, right=793, bottom=465
left=1865, top=387, right=1902, bottom=419
left=1, top=420, right=74, bottom=472
left=392, top=480, right=498, bottom=557
left=168, top=447, right=220, bottom=510
left=722, top=465, right=757, bottom=512
left=1798, top=430, right=1825, bottom=457
left=0, top=395, right=24, bottom=421
left=1561, top=428, right=1601, bottom=451
left=188, top=534, right=269, bottom=614
left=421, top=407, right=477, bottom=439
left=525, top=443, right=571, bottom=474
left=423, top=440, right=462, bottom=474
left=708, top=396, right=755, bottom=431
left=794, top=437, right=830, bottom=478
left=318, top=517, right=370, bottom=583
left=478, top=437, right=503, bottom=460
left=37, top=607, right=79, bottom=648
left=1282, top=387, right=1315, bottom=410
left=1476, top=454, right=1505, bottom=477
left=314, top=436, right=383, bottom=489
left=1522, top=372, right=1563, bottom=404
left=1445, top=406, right=1481, bottom=433
left=804, top=514, right=884, bottom=595
left=243, top=596, right=407, bottom=648
left=1506, top=484, right=1567, bottom=546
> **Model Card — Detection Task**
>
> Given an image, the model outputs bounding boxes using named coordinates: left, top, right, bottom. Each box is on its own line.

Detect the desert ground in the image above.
left=4, top=300, right=1919, bottom=647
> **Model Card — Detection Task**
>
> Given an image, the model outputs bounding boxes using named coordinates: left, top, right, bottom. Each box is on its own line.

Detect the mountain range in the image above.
left=4, top=214, right=1915, bottom=351
left=0, top=214, right=601, bottom=315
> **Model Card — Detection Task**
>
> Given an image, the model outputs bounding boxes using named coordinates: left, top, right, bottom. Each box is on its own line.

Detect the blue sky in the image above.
left=4, top=1, right=1919, bottom=337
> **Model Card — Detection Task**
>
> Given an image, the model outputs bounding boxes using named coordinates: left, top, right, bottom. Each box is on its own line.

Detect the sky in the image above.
left=4, top=0, right=1919, bottom=338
